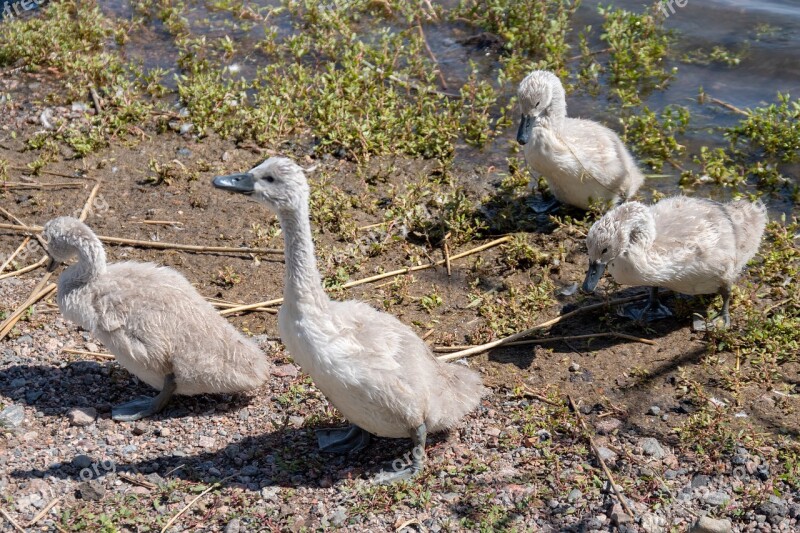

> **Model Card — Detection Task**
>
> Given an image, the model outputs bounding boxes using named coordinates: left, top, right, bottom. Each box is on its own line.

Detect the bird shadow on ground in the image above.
left=8, top=413, right=456, bottom=492
left=0, top=362, right=258, bottom=420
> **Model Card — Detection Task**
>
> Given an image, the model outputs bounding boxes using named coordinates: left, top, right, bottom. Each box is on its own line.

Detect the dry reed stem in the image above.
left=0, top=256, right=48, bottom=280
left=434, top=331, right=655, bottom=353
left=0, top=223, right=282, bottom=255
left=62, top=348, right=116, bottom=360
left=27, top=496, right=62, bottom=527
left=2, top=182, right=84, bottom=190
left=79, top=181, right=101, bottom=221
left=0, top=508, right=25, bottom=533
left=436, top=293, right=651, bottom=361
left=0, top=237, right=30, bottom=274
left=160, top=479, right=229, bottom=533
left=568, top=395, right=636, bottom=519
left=219, top=236, right=510, bottom=316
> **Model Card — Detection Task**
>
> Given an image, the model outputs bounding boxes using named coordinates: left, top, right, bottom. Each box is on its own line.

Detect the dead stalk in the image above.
left=219, top=236, right=510, bottom=316
left=160, top=479, right=229, bottom=533
left=568, top=395, right=636, bottom=520
left=436, top=293, right=651, bottom=361
left=0, top=237, right=31, bottom=274
left=434, top=332, right=655, bottom=353
left=62, top=348, right=116, bottom=360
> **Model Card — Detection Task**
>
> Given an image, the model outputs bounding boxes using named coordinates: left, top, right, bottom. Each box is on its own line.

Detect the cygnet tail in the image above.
left=428, top=362, right=486, bottom=432
left=726, top=200, right=768, bottom=271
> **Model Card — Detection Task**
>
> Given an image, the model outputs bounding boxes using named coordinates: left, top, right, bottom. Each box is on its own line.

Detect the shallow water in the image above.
left=99, top=0, right=799, bottom=214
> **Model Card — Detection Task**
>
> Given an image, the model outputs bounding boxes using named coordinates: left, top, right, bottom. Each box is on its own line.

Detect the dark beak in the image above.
left=212, top=172, right=255, bottom=194
left=582, top=260, right=606, bottom=293
left=516, top=115, right=534, bottom=145
left=46, top=256, right=60, bottom=273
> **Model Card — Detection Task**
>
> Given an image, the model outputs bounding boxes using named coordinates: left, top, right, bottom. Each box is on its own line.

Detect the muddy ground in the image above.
left=1, top=70, right=799, bottom=531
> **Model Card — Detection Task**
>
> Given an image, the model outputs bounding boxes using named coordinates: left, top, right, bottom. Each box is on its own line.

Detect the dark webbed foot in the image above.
left=527, top=196, right=561, bottom=214
left=619, top=287, right=672, bottom=322
left=112, top=373, right=176, bottom=422
left=317, top=425, right=371, bottom=453
left=373, top=423, right=427, bottom=484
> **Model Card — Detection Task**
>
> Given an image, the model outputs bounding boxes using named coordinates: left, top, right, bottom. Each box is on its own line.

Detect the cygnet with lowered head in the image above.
left=212, top=157, right=486, bottom=484
left=517, top=70, right=644, bottom=211
left=43, top=217, right=270, bottom=421
left=582, top=196, right=767, bottom=329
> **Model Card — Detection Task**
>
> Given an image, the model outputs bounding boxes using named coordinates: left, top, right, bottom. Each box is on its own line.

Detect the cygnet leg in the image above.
left=620, top=287, right=672, bottom=322
left=693, top=286, right=731, bottom=331
left=317, top=425, right=371, bottom=453
left=373, top=423, right=427, bottom=484
left=112, top=373, right=177, bottom=422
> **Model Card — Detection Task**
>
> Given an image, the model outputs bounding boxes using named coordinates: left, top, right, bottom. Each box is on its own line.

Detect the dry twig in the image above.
left=1, top=181, right=84, bottom=190
left=0, top=508, right=25, bottom=533
left=0, top=256, right=48, bottom=280
left=160, top=479, right=228, bottom=533
left=0, top=237, right=30, bottom=274
left=27, top=496, right=63, bottom=527
left=0, top=223, right=282, bottom=255
left=62, top=348, right=116, bottom=360
left=436, top=293, right=651, bottom=361
left=434, top=331, right=655, bottom=353
left=568, top=395, right=636, bottom=520
left=220, top=236, right=510, bottom=316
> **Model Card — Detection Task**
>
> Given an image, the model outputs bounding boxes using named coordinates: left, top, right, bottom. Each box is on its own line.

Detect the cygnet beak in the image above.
left=516, top=114, right=535, bottom=145
left=212, top=172, right=255, bottom=194
left=581, top=260, right=605, bottom=293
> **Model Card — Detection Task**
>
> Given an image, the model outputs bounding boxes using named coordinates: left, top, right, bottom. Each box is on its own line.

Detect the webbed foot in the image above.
left=527, top=197, right=560, bottom=214
left=692, top=312, right=730, bottom=332
left=317, top=425, right=371, bottom=453
left=619, top=288, right=672, bottom=323
left=371, top=423, right=427, bottom=485
left=112, top=373, right=176, bottom=422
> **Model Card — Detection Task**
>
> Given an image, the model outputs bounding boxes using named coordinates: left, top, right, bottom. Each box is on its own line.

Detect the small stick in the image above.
left=62, top=348, right=115, bottom=360
left=0, top=256, right=48, bottom=280
left=118, top=472, right=157, bottom=490
left=0, top=282, right=56, bottom=341
left=79, top=181, right=102, bottom=221
left=361, top=59, right=461, bottom=99
left=568, top=395, right=636, bottom=520
left=0, top=508, right=25, bottom=533
left=0, top=223, right=283, bottom=255
left=700, top=93, right=749, bottom=116
left=417, top=21, right=448, bottom=89
left=10, top=167, right=90, bottom=180
left=211, top=301, right=278, bottom=315
left=219, top=236, right=511, bottom=316
left=357, top=221, right=385, bottom=231
left=520, top=386, right=562, bottom=407
left=90, top=86, right=103, bottom=114
left=568, top=46, right=612, bottom=62
left=443, top=232, right=452, bottom=277
left=159, top=479, right=228, bottom=533
left=433, top=332, right=655, bottom=353
left=436, top=293, right=651, bottom=361
left=139, top=220, right=184, bottom=226
left=27, top=496, right=62, bottom=527
left=0, top=237, right=31, bottom=273
left=0, top=206, right=48, bottom=249
left=1, top=182, right=84, bottom=190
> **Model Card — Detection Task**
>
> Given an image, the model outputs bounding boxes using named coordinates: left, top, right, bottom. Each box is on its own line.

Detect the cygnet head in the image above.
left=212, top=157, right=309, bottom=214
left=582, top=202, right=652, bottom=292
left=516, top=70, right=564, bottom=145
left=42, top=216, right=100, bottom=271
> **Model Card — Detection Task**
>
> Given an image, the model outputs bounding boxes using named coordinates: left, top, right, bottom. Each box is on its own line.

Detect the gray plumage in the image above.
left=43, top=217, right=269, bottom=420
left=582, top=196, right=768, bottom=326
left=212, top=157, right=486, bottom=482
left=516, top=70, right=644, bottom=210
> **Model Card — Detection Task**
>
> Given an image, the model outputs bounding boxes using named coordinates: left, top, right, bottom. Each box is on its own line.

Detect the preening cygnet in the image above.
left=43, top=217, right=269, bottom=421
left=582, top=196, right=767, bottom=328
left=212, top=157, right=485, bottom=483
left=517, top=70, right=644, bottom=211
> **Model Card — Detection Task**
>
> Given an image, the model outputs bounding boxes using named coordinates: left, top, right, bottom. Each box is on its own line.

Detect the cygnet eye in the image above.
left=265, top=175, right=275, bottom=183
left=535, top=101, right=540, bottom=108
left=602, top=247, right=608, bottom=255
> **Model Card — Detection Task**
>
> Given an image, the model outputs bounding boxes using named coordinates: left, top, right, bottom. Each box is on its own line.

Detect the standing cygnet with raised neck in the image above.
left=516, top=70, right=645, bottom=211
left=213, top=157, right=485, bottom=484
left=43, top=217, right=270, bottom=421
left=581, top=196, right=767, bottom=329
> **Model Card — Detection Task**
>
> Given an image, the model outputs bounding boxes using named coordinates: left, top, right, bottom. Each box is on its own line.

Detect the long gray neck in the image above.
left=60, top=238, right=107, bottom=292
left=277, top=205, right=328, bottom=309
